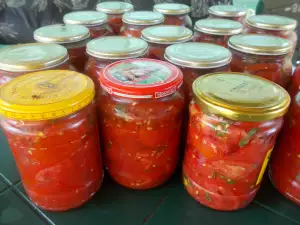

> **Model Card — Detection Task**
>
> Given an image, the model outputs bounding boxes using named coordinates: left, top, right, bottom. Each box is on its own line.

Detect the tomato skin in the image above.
left=88, top=24, right=114, bottom=39
left=107, top=15, right=124, bottom=34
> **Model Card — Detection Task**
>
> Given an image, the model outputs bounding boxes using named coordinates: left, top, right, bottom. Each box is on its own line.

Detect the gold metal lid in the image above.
left=247, top=15, right=297, bottom=31
left=193, top=72, right=290, bottom=122
left=63, top=11, right=108, bottom=26
left=86, top=36, right=148, bottom=59
left=141, top=25, right=193, bottom=44
left=165, top=42, right=231, bottom=69
left=96, top=1, right=133, bottom=14
left=209, top=5, right=246, bottom=17
left=122, top=11, right=164, bottom=25
left=228, top=34, right=293, bottom=55
left=0, top=43, right=68, bottom=72
left=34, top=24, right=90, bottom=44
left=194, top=18, right=243, bottom=35
left=153, top=3, right=190, bottom=15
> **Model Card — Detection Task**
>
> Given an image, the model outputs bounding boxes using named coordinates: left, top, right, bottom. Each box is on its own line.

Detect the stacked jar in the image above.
left=208, top=5, right=247, bottom=24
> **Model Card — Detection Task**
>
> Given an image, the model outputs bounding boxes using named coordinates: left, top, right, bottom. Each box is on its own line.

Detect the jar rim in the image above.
left=96, top=1, right=134, bottom=14
left=63, top=11, right=108, bottom=26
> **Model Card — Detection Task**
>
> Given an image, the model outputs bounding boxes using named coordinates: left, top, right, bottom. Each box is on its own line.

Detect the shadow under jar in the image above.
left=98, top=58, right=184, bottom=189
left=34, top=24, right=91, bottom=72
left=120, top=11, right=164, bottom=38
left=183, top=72, right=290, bottom=211
left=85, top=36, right=148, bottom=92
left=208, top=5, right=247, bottom=24
left=0, top=70, right=103, bottom=211
left=193, top=18, right=243, bottom=48
left=0, top=43, right=70, bottom=86
left=228, top=34, right=293, bottom=89
left=153, top=3, right=192, bottom=29
left=141, top=25, right=193, bottom=60
left=96, top=1, right=134, bottom=35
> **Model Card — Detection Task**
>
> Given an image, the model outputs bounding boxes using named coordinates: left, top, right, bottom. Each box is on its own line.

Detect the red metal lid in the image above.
left=101, top=58, right=183, bottom=99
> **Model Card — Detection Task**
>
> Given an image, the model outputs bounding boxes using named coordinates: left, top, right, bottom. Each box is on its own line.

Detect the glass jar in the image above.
left=98, top=58, right=184, bottom=189
left=63, top=11, right=113, bottom=39
left=96, top=1, right=134, bottom=35
left=85, top=36, right=148, bottom=91
left=184, top=72, right=290, bottom=211
left=141, top=25, right=193, bottom=60
left=0, top=70, right=103, bottom=211
left=229, top=34, right=293, bottom=89
left=208, top=5, right=247, bottom=24
left=120, top=11, right=164, bottom=38
left=34, top=24, right=91, bottom=72
left=0, top=43, right=70, bottom=86
left=193, top=18, right=243, bottom=48
left=153, top=3, right=192, bottom=29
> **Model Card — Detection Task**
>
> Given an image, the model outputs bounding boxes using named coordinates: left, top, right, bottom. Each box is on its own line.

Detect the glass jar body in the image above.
left=148, top=43, right=169, bottom=60
left=88, top=23, right=113, bottom=39
left=163, top=14, right=192, bottom=29
left=67, top=45, right=88, bottom=73
left=193, top=31, right=233, bottom=48
left=98, top=89, right=184, bottom=189
left=183, top=101, right=283, bottom=211
left=0, top=102, right=103, bottom=211
left=120, top=23, right=160, bottom=38
left=209, top=14, right=245, bottom=24
left=107, top=14, right=124, bottom=34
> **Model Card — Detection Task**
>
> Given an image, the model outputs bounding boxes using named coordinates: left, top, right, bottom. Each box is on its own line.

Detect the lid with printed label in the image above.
left=96, top=1, right=133, bottom=14
left=63, top=11, right=108, bottom=26
left=100, top=58, right=183, bottom=99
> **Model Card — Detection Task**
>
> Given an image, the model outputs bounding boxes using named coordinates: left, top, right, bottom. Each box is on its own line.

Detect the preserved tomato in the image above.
left=141, top=25, right=192, bottom=60
left=153, top=3, right=192, bottom=29
left=0, top=43, right=70, bottom=86
left=96, top=1, right=134, bottom=34
left=193, top=18, right=243, bottom=48
left=208, top=5, right=247, bottom=24
left=120, top=11, right=164, bottom=38
left=34, top=24, right=91, bottom=72
left=98, top=58, right=184, bottom=189
left=183, top=72, right=290, bottom=211
left=229, top=34, right=293, bottom=89
left=0, top=70, right=103, bottom=211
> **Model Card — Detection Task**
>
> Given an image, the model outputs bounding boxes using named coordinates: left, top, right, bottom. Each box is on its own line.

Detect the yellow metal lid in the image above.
left=141, top=25, right=193, bottom=44
left=193, top=72, right=290, bottom=122
left=194, top=18, right=243, bottom=35
left=96, top=1, right=133, bottom=14
left=228, top=34, right=293, bottom=55
left=209, top=5, right=246, bottom=17
left=0, top=70, right=95, bottom=121
left=247, top=15, right=297, bottom=31
left=122, top=11, right=164, bottom=25
left=153, top=3, right=190, bottom=15
left=87, top=36, right=148, bottom=59
left=165, top=42, right=231, bottom=69
left=63, top=11, right=108, bottom=26
left=0, top=43, right=68, bottom=72
left=34, top=24, right=90, bottom=44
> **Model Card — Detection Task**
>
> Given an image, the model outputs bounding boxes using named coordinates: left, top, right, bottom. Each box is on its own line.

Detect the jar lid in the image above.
left=141, top=25, right=193, bottom=44
left=247, top=15, right=297, bottom=31
left=101, top=58, right=183, bottom=99
left=63, top=11, right=108, bottom=26
left=208, top=5, right=246, bottom=17
left=0, top=70, right=95, bottom=121
left=193, top=72, right=290, bottom=122
left=165, top=42, right=231, bottom=69
left=34, top=24, right=90, bottom=44
left=87, top=36, right=148, bottom=59
left=194, top=18, right=243, bottom=35
left=122, top=11, right=164, bottom=25
left=153, top=3, right=190, bottom=15
left=96, top=1, right=133, bottom=14
left=228, top=34, right=293, bottom=55
left=0, top=43, right=68, bottom=72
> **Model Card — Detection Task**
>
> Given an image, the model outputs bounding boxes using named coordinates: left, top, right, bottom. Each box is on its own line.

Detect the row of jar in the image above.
left=0, top=58, right=297, bottom=212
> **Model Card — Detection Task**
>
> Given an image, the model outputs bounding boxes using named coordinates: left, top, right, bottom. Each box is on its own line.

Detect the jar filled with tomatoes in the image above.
left=96, top=1, right=134, bottom=34
left=0, top=43, right=70, bottom=86
left=184, top=72, right=290, bottom=211
left=120, top=11, right=164, bottom=38
left=193, top=18, right=243, bottom=48
left=63, top=11, right=113, bottom=39
left=98, top=58, right=184, bottom=189
left=85, top=36, right=148, bottom=91
left=153, top=3, right=192, bottom=29
left=34, top=24, right=90, bottom=72
left=0, top=70, right=103, bottom=211
left=141, top=25, right=193, bottom=60
left=208, top=5, right=247, bottom=24
left=228, top=34, right=293, bottom=89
